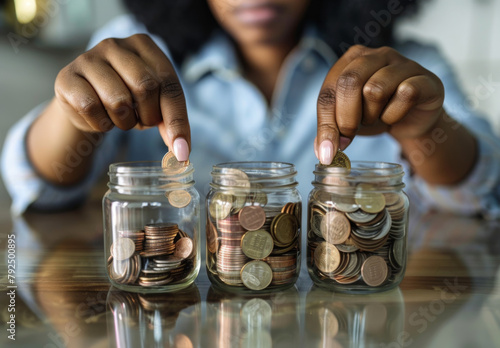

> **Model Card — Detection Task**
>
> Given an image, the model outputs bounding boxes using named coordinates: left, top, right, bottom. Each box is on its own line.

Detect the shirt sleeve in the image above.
left=399, top=42, right=500, bottom=219
left=1, top=103, right=124, bottom=215
left=0, top=14, right=151, bottom=216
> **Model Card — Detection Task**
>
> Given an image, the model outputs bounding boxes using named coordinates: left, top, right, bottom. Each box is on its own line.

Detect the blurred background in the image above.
left=0, top=0, right=499, bottom=205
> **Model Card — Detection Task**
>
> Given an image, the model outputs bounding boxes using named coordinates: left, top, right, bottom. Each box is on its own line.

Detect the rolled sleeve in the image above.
left=1, top=104, right=122, bottom=215
left=407, top=134, right=500, bottom=219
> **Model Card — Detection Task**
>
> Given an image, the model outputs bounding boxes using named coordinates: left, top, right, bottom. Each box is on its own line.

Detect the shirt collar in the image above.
left=181, top=26, right=337, bottom=83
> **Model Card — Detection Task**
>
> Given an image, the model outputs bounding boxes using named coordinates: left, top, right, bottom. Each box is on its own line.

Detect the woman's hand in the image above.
left=54, top=34, right=190, bottom=160
left=315, top=45, right=445, bottom=165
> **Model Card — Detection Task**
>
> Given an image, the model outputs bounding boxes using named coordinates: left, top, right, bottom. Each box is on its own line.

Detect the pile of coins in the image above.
left=108, top=223, right=195, bottom=287
left=207, top=168, right=301, bottom=291
left=308, top=151, right=407, bottom=288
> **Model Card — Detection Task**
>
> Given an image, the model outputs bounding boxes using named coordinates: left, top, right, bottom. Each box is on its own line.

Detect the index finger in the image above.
left=316, top=46, right=365, bottom=164
left=129, top=35, right=191, bottom=161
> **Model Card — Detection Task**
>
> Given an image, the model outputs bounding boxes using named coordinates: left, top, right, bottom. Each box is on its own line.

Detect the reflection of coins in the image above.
left=240, top=260, right=273, bottom=290
left=361, top=256, right=388, bottom=286
left=318, top=307, right=339, bottom=338
left=241, top=298, right=272, bottom=327
left=111, top=238, right=135, bottom=261
left=241, top=230, right=274, bottom=259
left=161, top=151, right=190, bottom=174
left=314, top=242, right=340, bottom=273
left=174, top=333, right=194, bottom=348
left=239, top=205, right=266, bottom=231
left=320, top=211, right=351, bottom=245
left=167, top=189, right=192, bottom=208
left=209, top=192, right=234, bottom=219
left=327, top=150, right=351, bottom=169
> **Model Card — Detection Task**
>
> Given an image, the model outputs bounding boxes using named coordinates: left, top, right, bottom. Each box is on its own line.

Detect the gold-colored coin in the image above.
left=272, top=213, right=298, bottom=247
left=314, top=242, right=340, bottom=274
left=240, top=260, right=273, bottom=291
left=241, top=230, right=274, bottom=259
left=167, top=189, right=192, bottom=208
left=327, top=150, right=351, bottom=169
left=161, top=151, right=190, bottom=174
left=209, top=192, right=234, bottom=220
left=354, top=184, right=386, bottom=214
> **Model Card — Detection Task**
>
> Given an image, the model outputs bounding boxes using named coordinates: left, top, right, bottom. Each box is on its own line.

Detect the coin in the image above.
left=320, top=211, right=351, bottom=245
left=161, top=151, right=190, bottom=174
left=272, top=213, right=298, bottom=246
left=209, top=192, right=234, bottom=220
left=361, top=255, right=388, bottom=286
left=240, top=260, right=273, bottom=290
left=239, top=205, right=266, bottom=231
left=167, top=189, right=192, bottom=208
left=241, top=230, right=274, bottom=259
left=174, top=237, right=193, bottom=259
left=314, top=242, right=340, bottom=273
left=327, top=150, right=351, bottom=169
left=354, top=184, right=386, bottom=214
left=111, top=238, right=136, bottom=261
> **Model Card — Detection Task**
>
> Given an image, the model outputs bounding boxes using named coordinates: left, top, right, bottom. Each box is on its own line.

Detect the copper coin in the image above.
left=241, top=230, right=274, bottom=259
left=320, top=211, right=351, bottom=245
left=361, top=255, right=388, bottom=287
left=239, top=205, right=266, bottom=231
left=167, top=189, right=192, bottom=208
left=174, top=237, right=193, bottom=259
left=314, top=242, right=340, bottom=274
left=161, top=151, right=190, bottom=174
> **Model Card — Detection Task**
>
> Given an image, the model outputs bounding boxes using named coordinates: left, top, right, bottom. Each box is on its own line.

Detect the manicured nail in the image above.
left=319, top=140, right=334, bottom=165
left=339, top=136, right=351, bottom=151
left=173, top=137, right=189, bottom=162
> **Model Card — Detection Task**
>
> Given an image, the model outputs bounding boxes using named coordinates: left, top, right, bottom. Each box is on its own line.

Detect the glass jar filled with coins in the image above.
left=103, top=153, right=200, bottom=293
left=206, top=162, right=302, bottom=293
left=307, top=153, right=409, bottom=293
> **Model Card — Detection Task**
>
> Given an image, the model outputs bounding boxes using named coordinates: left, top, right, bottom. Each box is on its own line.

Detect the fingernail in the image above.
left=339, top=136, right=351, bottom=151
left=319, top=140, right=334, bottom=165
left=173, top=137, right=189, bottom=162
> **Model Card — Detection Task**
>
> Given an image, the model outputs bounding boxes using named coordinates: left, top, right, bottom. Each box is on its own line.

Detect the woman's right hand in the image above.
left=54, top=34, right=190, bottom=160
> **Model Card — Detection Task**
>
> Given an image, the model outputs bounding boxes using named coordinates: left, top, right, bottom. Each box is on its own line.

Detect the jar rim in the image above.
left=315, top=161, right=403, bottom=176
left=109, top=161, right=194, bottom=176
left=213, top=161, right=295, bottom=172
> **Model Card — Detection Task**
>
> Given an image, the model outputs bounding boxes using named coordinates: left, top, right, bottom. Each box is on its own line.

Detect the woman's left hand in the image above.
left=315, top=45, right=445, bottom=164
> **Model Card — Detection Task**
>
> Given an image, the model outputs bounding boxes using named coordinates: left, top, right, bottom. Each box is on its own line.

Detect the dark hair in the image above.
left=123, top=0, right=420, bottom=64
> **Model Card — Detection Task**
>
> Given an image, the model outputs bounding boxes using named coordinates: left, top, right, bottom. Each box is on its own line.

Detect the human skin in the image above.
left=27, top=0, right=476, bottom=187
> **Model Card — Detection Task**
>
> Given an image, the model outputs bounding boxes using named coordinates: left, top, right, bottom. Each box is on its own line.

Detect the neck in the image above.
left=238, top=40, right=296, bottom=104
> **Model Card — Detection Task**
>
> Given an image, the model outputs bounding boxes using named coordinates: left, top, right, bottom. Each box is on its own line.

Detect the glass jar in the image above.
left=103, top=161, right=200, bottom=293
left=206, top=162, right=301, bottom=293
left=307, top=162, right=408, bottom=293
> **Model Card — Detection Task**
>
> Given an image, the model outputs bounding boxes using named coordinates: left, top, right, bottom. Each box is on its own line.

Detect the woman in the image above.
left=2, top=0, right=500, bottom=217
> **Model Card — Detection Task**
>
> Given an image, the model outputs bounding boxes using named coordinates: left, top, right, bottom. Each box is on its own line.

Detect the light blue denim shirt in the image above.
left=3, top=15, right=500, bottom=218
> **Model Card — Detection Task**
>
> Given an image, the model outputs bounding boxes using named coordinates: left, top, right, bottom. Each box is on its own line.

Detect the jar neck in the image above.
left=108, top=161, right=195, bottom=193
left=210, top=162, right=298, bottom=191
left=313, top=161, right=405, bottom=193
